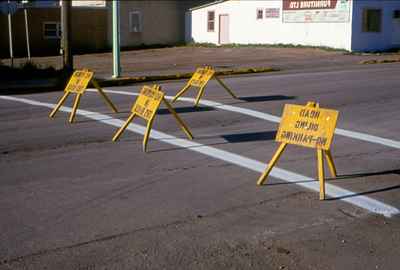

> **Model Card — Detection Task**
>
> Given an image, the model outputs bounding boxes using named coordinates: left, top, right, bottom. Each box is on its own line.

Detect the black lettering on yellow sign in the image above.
left=280, top=131, right=328, bottom=148
left=112, top=85, right=194, bottom=152
left=172, top=66, right=237, bottom=106
left=299, top=109, right=320, bottom=119
left=49, top=69, right=118, bottom=123
left=294, top=120, right=319, bottom=131
left=257, top=102, right=339, bottom=201
left=276, top=103, right=338, bottom=150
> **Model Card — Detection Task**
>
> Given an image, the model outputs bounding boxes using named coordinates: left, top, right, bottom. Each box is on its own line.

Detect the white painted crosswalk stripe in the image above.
left=0, top=95, right=398, bottom=217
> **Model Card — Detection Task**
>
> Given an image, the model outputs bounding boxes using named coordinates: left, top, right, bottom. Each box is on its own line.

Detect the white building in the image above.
left=186, top=0, right=400, bottom=52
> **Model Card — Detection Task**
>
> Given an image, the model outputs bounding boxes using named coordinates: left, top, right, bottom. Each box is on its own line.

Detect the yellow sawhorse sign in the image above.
left=257, top=102, right=339, bottom=200
left=171, top=66, right=237, bottom=106
left=49, top=69, right=118, bottom=123
left=112, top=85, right=194, bottom=152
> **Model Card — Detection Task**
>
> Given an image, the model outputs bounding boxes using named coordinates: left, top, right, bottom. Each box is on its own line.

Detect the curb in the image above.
left=96, top=67, right=279, bottom=87
left=360, top=58, right=400, bottom=65
left=0, top=67, right=279, bottom=95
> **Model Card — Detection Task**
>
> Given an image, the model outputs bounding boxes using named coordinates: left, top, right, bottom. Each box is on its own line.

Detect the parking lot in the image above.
left=1, top=63, right=400, bottom=269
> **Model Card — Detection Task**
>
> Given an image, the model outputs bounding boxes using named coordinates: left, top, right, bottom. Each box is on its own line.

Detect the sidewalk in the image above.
left=2, top=46, right=399, bottom=90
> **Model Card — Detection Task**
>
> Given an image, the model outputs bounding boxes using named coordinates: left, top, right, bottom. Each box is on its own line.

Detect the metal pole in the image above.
left=7, top=0, right=14, bottom=67
left=112, top=0, right=121, bottom=78
left=24, top=8, right=31, bottom=60
left=61, top=0, right=73, bottom=70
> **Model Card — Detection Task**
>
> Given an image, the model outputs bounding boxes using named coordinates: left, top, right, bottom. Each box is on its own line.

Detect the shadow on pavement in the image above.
left=221, top=130, right=276, bottom=143
left=266, top=169, right=400, bottom=199
left=238, top=95, right=296, bottom=103
left=148, top=130, right=278, bottom=153
left=327, top=184, right=400, bottom=201
left=268, top=169, right=400, bottom=187
left=157, top=106, right=215, bottom=115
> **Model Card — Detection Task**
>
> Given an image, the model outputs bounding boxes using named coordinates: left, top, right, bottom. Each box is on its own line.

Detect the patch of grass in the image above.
left=347, top=47, right=400, bottom=55
left=360, top=58, right=400, bottom=65
left=0, top=61, right=69, bottom=81
left=185, top=42, right=349, bottom=52
left=98, top=66, right=279, bottom=87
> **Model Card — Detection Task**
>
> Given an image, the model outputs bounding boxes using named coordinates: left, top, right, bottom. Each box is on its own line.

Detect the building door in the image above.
left=219, top=14, right=230, bottom=45
left=392, top=16, right=400, bottom=45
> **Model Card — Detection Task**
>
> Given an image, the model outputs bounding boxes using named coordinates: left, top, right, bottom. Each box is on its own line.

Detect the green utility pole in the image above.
left=112, top=0, right=121, bottom=78
left=24, top=8, right=31, bottom=60
left=7, top=0, right=14, bottom=67
left=61, top=0, right=73, bottom=70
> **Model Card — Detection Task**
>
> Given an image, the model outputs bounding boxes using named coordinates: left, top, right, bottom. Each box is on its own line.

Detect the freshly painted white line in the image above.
left=0, top=95, right=398, bottom=218
left=89, top=88, right=400, bottom=150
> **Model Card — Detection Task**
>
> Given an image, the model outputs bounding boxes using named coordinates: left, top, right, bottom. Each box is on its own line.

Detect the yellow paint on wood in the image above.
left=276, top=104, right=339, bottom=150
left=257, top=102, right=339, bottom=201
left=65, top=70, right=94, bottom=94
left=172, top=66, right=237, bottom=106
left=49, top=69, right=118, bottom=123
left=112, top=84, right=193, bottom=152
left=132, top=85, right=164, bottom=121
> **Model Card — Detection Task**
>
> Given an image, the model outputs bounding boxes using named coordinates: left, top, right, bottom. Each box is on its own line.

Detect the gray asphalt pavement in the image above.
left=0, top=63, right=400, bottom=270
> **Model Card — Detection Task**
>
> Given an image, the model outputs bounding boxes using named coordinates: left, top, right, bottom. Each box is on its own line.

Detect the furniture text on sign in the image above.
left=276, top=104, right=338, bottom=150
left=172, top=66, right=237, bottom=106
left=112, top=85, right=193, bottom=152
left=282, top=0, right=351, bottom=23
left=49, top=69, right=118, bottom=123
left=257, top=102, right=339, bottom=200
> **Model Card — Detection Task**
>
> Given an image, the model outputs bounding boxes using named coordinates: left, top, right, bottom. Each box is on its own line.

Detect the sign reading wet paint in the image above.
left=276, top=104, right=339, bottom=150
left=172, top=66, right=237, bottom=106
left=65, top=70, right=94, bottom=94
left=258, top=102, right=339, bottom=201
left=113, top=85, right=193, bottom=152
left=132, top=85, right=164, bottom=121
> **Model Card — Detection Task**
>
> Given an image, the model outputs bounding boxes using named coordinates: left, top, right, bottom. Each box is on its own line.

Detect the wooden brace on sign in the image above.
left=171, top=66, right=237, bottom=106
left=112, top=85, right=194, bottom=152
left=49, top=69, right=118, bottom=123
left=257, top=102, right=339, bottom=200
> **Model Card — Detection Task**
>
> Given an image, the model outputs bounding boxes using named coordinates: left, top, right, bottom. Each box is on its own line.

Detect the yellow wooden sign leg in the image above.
left=324, top=150, right=337, bottom=178
left=172, top=83, right=191, bottom=103
left=163, top=98, right=194, bottom=140
left=317, top=149, right=326, bottom=200
left=194, top=86, right=206, bottom=107
left=68, top=94, right=82, bottom=123
left=112, top=113, right=136, bottom=142
left=143, top=117, right=155, bottom=152
left=257, top=142, right=288, bottom=186
left=49, top=92, right=70, bottom=118
left=92, top=80, right=118, bottom=113
left=214, top=76, right=237, bottom=99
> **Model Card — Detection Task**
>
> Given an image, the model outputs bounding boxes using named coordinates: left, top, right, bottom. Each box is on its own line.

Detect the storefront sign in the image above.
left=283, top=0, right=350, bottom=23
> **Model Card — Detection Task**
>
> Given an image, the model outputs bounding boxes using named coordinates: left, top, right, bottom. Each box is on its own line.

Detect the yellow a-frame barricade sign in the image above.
left=49, top=69, right=118, bottom=123
left=112, top=85, right=193, bottom=152
left=172, top=66, right=237, bottom=106
left=257, top=102, right=339, bottom=200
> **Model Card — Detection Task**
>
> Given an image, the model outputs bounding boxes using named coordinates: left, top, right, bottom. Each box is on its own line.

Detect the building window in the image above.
left=256, top=8, right=263, bottom=20
left=129, top=11, right=142, bottom=33
left=43, top=22, right=61, bottom=39
left=362, top=9, right=382, bottom=32
left=265, top=8, right=280, bottom=18
left=394, top=10, right=400, bottom=19
left=207, top=11, right=215, bottom=32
